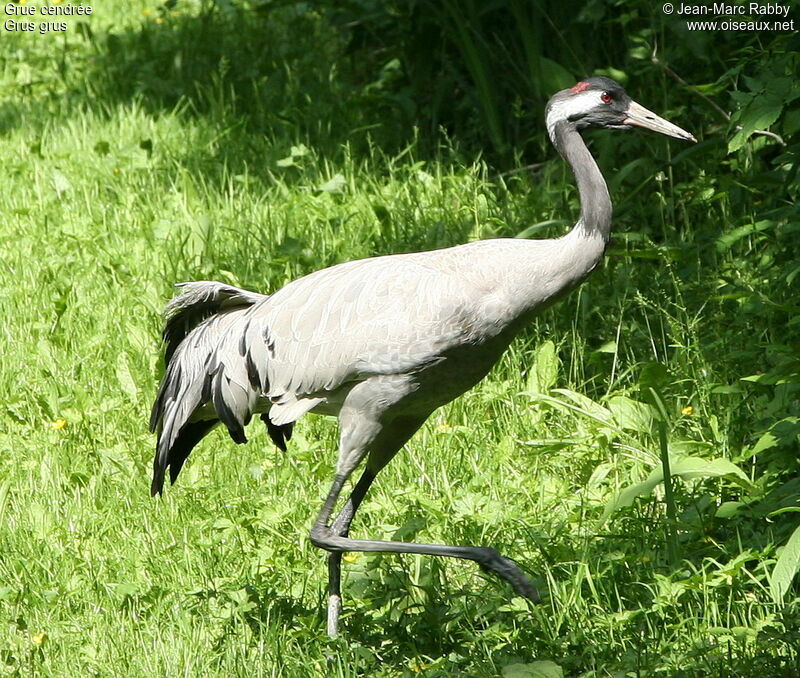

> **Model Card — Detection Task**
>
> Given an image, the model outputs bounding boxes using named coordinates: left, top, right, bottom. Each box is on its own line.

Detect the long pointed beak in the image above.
left=624, top=100, right=696, bottom=142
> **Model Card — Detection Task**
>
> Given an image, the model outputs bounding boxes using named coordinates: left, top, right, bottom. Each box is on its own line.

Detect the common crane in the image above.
left=150, top=77, right=695, bottom=636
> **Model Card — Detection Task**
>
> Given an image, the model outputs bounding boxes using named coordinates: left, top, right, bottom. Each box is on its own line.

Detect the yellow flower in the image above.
left=142, top=8, right=152, bottom=16
left=51, top=419, right=67, bottom=430
left=31, top=632, right=46, bottom=646
left=155, top=17, right=163, bottom=24
left=681, top=405, right=694, bottom=416
left=342, top=553, right=358, bottom=563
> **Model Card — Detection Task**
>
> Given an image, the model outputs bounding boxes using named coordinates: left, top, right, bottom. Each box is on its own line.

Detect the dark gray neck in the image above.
left=551, top=120, right=612, bottom=243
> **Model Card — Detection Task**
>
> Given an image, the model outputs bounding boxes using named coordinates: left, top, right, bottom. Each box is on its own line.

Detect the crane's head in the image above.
left=546, top=76, right=696, bottom=143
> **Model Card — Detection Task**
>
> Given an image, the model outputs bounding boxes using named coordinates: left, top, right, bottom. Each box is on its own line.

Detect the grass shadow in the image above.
left=76, top=3, right=416, bottom=176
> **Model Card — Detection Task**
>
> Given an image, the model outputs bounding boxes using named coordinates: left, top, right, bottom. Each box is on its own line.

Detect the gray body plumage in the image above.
left=150, top=230, right=605, bottom=493
left=149, top=76, right=694, bottom=636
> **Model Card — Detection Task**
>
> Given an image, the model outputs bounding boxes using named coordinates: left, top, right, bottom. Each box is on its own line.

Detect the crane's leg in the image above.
left=325, top=467, right=377, bottom=637
left=312, top=414, right=539, bottom=637
left=316, top=381, right=540, bottom=637
left=311, top=470, right=539, bottom=637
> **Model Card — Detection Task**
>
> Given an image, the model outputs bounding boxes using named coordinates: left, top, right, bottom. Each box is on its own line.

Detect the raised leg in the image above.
left=312, top=471, right=540, bottom=638
left=317, top=388, right=539, bottom=638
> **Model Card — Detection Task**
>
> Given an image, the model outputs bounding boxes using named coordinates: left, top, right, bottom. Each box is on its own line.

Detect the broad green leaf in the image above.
left=728, top=77, right=799, bottom=152
left=551, top=389, right=613, bottom=424
left=747, top=429, right=781, bottom=457
left=715, top=220, right=775, bottom=251
left=740, top=363, right=800, bottom=385
left=710, top=384, right=743, bottom=394
left=115, top=582, right=139, bottom=598
left=667, top=456, right=751, bottom=485
left=318, top=173, right=346, bottom=193
left=716, top=501, right=744, bottom=519
left=601, top=455, right=752, bottom=523
left=538, top=57, right=574, bottom=94
left=770, top=523, right=800, bottom=603
left=526, top=340, right=558, bottom=394
left=728, top=96, right=779, bottom=152
left=502, top=661, right=563, bottom=678
left=601, top=477, right=660, bottom=524
left=595, top=341, right=617, bottom=354
left=743, top=417, right=800, bottom=459
left=607, top=396, right=654, bottom=433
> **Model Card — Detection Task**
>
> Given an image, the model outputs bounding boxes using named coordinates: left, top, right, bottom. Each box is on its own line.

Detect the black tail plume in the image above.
left=150, top=282, right=268, bottom=494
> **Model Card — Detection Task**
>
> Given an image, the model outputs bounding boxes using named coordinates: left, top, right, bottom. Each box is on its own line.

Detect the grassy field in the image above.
left=1, top=1, right=799, bottom=676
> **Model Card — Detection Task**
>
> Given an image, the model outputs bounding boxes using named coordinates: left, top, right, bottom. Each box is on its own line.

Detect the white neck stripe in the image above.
left=546, top=90, right=605, bottom=142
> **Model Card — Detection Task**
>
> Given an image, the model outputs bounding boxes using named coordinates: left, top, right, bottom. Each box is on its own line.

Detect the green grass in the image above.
left=1, top=1, right=799, bottom=676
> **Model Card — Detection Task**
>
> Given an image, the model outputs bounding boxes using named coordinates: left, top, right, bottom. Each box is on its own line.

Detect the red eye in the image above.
left=601, top=92, right=613, bottom=103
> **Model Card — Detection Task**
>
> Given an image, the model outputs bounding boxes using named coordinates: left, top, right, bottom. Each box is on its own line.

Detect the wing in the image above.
left=251, top=253, right=483, bottom=403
